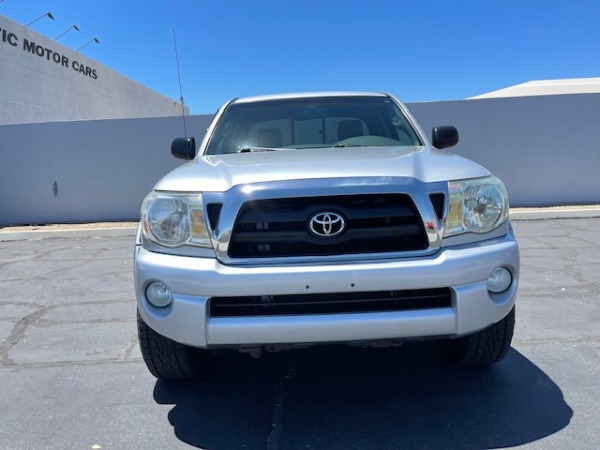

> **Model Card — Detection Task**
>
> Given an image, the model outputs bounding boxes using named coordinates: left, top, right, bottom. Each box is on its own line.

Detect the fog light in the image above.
left=145, top=281, right=173, bottom=308
left=487, top=267, right=512, bottom=294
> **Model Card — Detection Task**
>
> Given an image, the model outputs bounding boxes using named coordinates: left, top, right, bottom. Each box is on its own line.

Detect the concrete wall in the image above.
left=0, top=115, right=211, bottom=225
left=1, top=93, right=599, bottom=225
left=0, top=15, right=185, bottom=124
left=407, top=94, right=600, bottom=207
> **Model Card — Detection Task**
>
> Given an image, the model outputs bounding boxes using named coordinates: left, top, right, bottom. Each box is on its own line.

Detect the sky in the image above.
left=1, top=0, right=599, bottom=114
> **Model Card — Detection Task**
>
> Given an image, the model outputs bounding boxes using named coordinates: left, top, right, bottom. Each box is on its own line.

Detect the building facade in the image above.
left=0, top=15, right=186, bottom=124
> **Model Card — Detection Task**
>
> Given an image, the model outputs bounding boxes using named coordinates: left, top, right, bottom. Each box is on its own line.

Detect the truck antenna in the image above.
left=172, top=28, right=188, bottom=137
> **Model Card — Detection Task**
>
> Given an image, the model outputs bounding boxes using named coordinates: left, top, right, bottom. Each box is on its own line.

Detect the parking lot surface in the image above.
left=0, top=217, right=599, bottom=449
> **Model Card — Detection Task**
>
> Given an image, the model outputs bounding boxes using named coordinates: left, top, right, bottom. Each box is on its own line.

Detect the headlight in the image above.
left=141, top=192, right=211, bottom=247
left=445, top=176, right=509, bottom=237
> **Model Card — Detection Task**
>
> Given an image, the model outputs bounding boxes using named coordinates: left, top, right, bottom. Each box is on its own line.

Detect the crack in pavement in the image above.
left=118, top=334, right=140, bottom=361
left=0, top=306, right=50, bottom=367
left=267, top=359, right=298, bottom=450
left=0, top=357, right=143, bottom=370
left=0, top=298, right=137, bottom=367
left=514, top=336, right=600, bottom=346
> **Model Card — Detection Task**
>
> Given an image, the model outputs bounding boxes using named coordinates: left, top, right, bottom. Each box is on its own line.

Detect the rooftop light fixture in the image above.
left=26, top=12, right=55, bottom=26
left=76, top=37, right=100, bottom=52
left=55, top=24, right=80, bottom=40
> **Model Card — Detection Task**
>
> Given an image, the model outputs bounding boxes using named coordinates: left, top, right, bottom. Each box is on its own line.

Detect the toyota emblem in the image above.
left=308, top=212, right=346, bottom=237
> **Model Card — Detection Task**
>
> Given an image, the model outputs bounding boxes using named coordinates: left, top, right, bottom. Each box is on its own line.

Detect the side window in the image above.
left=390, top=104, right=421, bottom=145
left=210, top=121, right=240, bottom=154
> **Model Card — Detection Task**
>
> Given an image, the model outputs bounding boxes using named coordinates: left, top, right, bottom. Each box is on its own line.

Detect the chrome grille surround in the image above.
left=201, top=177, right=448, bottom=266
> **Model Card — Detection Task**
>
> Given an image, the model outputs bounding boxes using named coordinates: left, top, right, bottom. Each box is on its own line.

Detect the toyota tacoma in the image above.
left=134, top=92, right=519, bottom=379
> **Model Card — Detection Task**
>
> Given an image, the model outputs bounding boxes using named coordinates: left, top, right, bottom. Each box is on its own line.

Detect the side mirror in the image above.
left=171, top=137, right=197, bottom=160
left=432, top=126, right=459, bottom=149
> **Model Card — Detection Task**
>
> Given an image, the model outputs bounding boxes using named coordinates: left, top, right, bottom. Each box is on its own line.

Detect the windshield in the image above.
left=204, top=96, right=423, bottom=155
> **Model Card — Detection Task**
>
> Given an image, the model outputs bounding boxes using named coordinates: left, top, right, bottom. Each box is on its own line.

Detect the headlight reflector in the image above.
left=141, top=193, right=210, bottom=247
left=445, top=177, right=509, bottom=237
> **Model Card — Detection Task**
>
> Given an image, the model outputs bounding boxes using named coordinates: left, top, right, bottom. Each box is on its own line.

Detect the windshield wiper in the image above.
left=333, top=143, right=366, bottom=148
left=238, top=147, right=280, bottom=153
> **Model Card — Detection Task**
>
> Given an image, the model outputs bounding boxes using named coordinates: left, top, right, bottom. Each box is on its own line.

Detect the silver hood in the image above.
left=154, top=146, right=490, bottom=192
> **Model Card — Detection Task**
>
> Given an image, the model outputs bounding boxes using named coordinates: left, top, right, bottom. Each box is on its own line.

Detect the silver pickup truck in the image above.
left=134, top=92, right=519, bottom=379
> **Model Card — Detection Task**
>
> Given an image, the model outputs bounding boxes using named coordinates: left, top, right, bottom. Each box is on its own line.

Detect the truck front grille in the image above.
left=209, top=288, right=452, bottom=317
left=228, top=194, right=428, bottom=258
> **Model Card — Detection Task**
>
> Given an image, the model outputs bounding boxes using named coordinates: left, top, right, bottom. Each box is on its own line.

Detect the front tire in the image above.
left=441, top=307, right=515, bottom=366
left=137, top=309, right=209, bottom=379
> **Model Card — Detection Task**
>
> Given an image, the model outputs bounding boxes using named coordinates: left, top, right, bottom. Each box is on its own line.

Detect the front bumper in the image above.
left=135, top=232, right=519, bottom=348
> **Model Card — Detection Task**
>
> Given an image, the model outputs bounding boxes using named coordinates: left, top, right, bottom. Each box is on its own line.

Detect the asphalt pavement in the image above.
left=0, top=214, right=599, bottom=449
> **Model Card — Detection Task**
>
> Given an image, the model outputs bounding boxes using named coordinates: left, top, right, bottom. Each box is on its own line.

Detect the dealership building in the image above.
left=0, top=14, right=185, bottom=125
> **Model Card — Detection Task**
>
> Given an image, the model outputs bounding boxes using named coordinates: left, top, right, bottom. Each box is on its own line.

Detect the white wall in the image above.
left=0, top=115, right=211, bottom=225
left=1, top=93, right=599, bottom=225
left=408, top=94, right=600, bottom=207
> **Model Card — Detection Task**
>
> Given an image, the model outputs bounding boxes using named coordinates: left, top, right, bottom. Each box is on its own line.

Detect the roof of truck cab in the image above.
left=232, top=91, right=389, bottom=104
